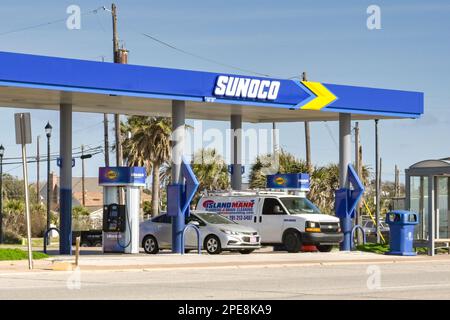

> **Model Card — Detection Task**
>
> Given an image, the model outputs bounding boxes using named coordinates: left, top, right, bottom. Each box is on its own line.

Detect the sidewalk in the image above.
left=1, top=248, right=448, bottom=273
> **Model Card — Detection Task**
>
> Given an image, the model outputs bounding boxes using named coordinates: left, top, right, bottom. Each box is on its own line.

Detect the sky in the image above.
left=0, top=0, right=449, bottom=184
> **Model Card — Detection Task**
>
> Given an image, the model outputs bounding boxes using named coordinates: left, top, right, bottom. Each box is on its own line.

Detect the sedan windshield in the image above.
left=280, top=197, right=321, bottom=215
left=195, top=212, right=236, bottom=225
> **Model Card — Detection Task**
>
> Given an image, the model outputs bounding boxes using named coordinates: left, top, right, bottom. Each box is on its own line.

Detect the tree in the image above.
left=191, top=148, right=230, bottom=192
left=3, top=199, right=25, bottom=236
left=122, top=116, right=172, bottom=217
left=72, top=205, right=91, bottom=231
left=248, top=149, right=371, bottom=214
left=249, top=149, right=308, bottom=189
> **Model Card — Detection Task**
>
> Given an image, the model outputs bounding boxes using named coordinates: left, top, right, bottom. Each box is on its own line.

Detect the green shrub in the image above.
left=2, top=230, right=22, bottom=244
left=0, top=248, right=48, bottom=261
left=356, top=243, right=390, bottom=254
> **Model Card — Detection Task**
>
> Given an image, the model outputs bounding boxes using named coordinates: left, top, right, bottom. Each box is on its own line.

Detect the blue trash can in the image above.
left=385, top=210, right=419, bottom=256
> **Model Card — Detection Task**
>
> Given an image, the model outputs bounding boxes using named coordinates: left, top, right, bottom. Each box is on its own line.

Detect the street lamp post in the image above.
left=45, top=122, right=52, bottom=245
left=0, top=144, right=4, bottom=244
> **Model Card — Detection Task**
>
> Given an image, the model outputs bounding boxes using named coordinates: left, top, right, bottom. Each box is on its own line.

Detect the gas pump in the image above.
left=98, top=167, right=146, bottom=253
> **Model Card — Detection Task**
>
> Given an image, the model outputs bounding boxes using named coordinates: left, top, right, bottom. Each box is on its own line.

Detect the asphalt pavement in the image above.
left=1, top=252, right=450, bottom=299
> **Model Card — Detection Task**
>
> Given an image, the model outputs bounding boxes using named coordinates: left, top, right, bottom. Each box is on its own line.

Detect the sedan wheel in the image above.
left=205, top=235, right=222, bottom=254
left=143, top=235, right=159, bottom=254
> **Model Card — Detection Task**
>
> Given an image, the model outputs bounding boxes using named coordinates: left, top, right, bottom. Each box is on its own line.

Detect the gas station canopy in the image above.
left=0, top=51, right=424, bottom=255
left=0, top=51, right=423, bottom=121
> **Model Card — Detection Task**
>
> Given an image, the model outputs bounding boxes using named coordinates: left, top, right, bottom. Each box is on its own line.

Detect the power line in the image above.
left=0, top=5, right=277, bottom=78
left=323, top=122, right=338, bottom=150
left=141, top=33, right=271, bottom=77
left=4, top=164, right=22, bottom=174
left=0, top=6, right=106, bottom=37
left=2, top=145, right=103, bottom=162
left=1, top=150, right=103, bottom=166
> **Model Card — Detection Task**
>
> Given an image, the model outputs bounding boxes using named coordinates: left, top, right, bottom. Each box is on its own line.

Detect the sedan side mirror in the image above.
left=189, top=220, right=200, bottom=226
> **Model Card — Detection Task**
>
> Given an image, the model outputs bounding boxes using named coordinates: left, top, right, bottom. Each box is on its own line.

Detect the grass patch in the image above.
left=356, top=243, right=390, bottom=254
left=0, top=248, right=48, bottom=261
left=357, top=243, right=444, bottom=255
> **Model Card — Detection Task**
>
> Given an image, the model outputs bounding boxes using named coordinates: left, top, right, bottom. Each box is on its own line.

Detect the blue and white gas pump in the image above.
left=98, top=167, right=147, bottom=254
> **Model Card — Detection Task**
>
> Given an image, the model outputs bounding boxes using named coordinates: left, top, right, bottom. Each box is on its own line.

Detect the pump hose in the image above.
left=116, top=205, right=132, bottom=249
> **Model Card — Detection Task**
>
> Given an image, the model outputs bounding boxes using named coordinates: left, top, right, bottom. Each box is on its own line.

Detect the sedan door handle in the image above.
left=259, top=216, right=262, bottom=223
left=254, top=216, right=257, bottom=223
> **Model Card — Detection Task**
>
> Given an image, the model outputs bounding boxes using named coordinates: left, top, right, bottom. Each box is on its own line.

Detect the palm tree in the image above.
left=249, top=149, right=308, bottom=189
left=248, top=149, right=371, bottom=214
left=3, top=199, right=26, bottom=236
left=122, top=116, right=172, bottom=217
left=191, top=148, right=229, bottom=192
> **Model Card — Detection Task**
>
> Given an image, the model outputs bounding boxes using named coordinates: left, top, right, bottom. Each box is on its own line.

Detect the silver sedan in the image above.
left=140, top=211, right=261, bottom=254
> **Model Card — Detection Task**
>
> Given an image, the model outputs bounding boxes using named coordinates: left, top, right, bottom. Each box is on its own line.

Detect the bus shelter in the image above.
left=405, top=159, right=450, bottom=255
left=0, top=51, right=424, bottom=254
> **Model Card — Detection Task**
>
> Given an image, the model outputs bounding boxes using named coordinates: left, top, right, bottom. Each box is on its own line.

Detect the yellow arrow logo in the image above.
left=300, top=81, right=337, bottom=110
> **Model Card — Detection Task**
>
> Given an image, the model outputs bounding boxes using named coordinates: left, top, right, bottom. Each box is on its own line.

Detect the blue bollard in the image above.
left=339, top=216, right=353, bottom=251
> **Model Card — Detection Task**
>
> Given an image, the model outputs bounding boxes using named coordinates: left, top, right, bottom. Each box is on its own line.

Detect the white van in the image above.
left=196, top=191, right=343, bottom=253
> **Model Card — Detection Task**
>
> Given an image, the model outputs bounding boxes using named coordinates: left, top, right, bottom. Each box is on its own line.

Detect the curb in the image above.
left=1, top=254, right=449, bottom=274
left=44, top=256, right=447, bottom=273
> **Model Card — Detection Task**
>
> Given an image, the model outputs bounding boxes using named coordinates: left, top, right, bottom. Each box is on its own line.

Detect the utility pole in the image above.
left=81, top=145, right=86, bottom=207
left=104, top=113, right=110, bottom=167
left=110, top=3, right=127, bottom=171
left=394, top=164, right=400, bottom=197
left=36, top=135, right=40, bottom=203
left=102, top=55, right=110, bottom=168
left=354, top=122, right=363, bottom=243
left=375, top=119, right=380, bottom=244
left=110, top=3, right=128, bottom=205
left=302, top=72, right=312, bottom=174
left=111, top=3, right=123, bottom=170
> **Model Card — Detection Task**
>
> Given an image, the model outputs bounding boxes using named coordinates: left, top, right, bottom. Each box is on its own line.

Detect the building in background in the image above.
left=38, top=172, right=151, bottom=213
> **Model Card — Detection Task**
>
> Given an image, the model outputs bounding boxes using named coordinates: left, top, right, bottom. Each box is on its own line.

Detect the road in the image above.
left=1, top=259, right=450, bottom=299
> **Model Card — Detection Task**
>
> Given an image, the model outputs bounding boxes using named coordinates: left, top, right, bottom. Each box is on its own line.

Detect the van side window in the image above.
left=262, top=198, right=286, bottom=215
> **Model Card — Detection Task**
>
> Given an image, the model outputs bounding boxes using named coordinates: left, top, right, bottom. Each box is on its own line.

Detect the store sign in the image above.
left=214, top=75, right=280, bottom=101
left=98, top=167, right=146, bottom=187
left=266, top=173, right=310, bottom=191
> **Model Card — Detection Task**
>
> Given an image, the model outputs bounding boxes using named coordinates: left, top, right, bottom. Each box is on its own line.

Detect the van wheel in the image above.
left=239, top=249, right=255, bottom=254
left=143, top=235, right=159, bottom=254
left=317, top=245, right=333, bottom=252
left=283, top=231, right=301, bottom=253
left=205, top=235, right=222, bottom=254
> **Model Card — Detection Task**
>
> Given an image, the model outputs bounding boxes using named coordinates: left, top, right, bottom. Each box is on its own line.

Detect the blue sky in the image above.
left=0, top=0, right=449, bottom=183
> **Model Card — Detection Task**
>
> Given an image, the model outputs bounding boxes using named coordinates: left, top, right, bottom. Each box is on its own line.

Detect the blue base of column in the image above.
left=385, top=251, right=416, bottom=256
left=59, top=188, right=72, bottom=255
left=339, top=216, right=352, bottom=251
left=172, top=214, right=185, bottom=253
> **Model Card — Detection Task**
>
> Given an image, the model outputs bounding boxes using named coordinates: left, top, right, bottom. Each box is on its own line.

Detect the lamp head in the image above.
left=45, top=122, right=52, bottom=138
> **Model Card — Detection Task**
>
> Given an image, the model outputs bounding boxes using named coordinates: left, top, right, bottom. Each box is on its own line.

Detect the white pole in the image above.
left=20, top=116, right=33, bottom=270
